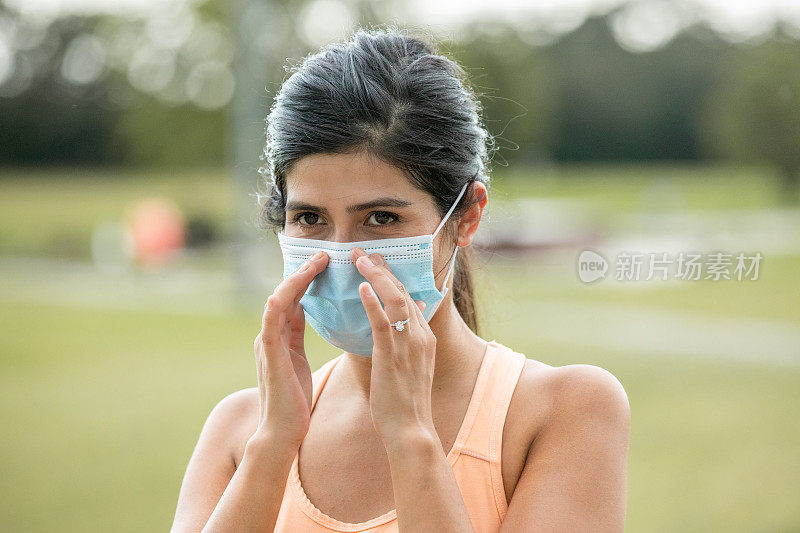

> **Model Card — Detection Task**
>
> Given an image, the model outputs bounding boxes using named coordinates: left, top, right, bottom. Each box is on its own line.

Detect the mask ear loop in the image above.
left=431, top=180, right=471, bottom=296
left=432, top=180, right=471, bottom=240
left=439, top=247, right=459, bottom=297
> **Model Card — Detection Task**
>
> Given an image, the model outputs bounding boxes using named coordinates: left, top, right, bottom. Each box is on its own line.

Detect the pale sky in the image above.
left=5, top=0, right=800, bottom=52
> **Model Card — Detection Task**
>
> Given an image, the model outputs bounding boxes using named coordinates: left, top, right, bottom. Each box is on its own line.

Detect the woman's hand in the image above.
left=250, top=250, right=329, bottom=449
left=351, top=246, right=438, bottom=445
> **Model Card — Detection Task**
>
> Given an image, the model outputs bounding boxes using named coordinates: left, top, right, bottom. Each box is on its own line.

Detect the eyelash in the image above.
left=289, top=211, right=400, bottom=227
left=367, top=211, right=400, bottom=226
left=290, top=212, right=321, bottom=226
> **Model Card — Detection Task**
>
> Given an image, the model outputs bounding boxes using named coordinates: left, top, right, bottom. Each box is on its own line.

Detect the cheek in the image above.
left=431, top=234, right=456, bottom=277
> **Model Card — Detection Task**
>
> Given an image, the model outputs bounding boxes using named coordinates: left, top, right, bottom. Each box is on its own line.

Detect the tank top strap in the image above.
left=458, top=340, right=527, bottom=463
left=311, top=353, right=345, bottom=410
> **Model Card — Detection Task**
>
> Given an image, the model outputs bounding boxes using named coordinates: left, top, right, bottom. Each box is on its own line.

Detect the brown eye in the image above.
left=297, top=212, right=321, bottom=225
left=367, top=211, right=398, bottom=226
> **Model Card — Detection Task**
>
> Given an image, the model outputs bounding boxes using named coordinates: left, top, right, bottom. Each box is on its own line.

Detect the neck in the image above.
left=340, top=297, right=487, bottom=400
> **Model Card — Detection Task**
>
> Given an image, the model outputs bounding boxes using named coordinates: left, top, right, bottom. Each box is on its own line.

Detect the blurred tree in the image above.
left=449, top=24, right=556, bottom=167
left=446, top=13, right=734, bottom=167
left=545, top=14, right=730, bottom=162
left=116, top=92, right=227, bottom=168
left=2, top=0, right=799, bottom=178
left=0, top=0, right=239, bottom=170
left=703, top=28, right=800, bottom=203
left=0, top=14, right=125, bottom=166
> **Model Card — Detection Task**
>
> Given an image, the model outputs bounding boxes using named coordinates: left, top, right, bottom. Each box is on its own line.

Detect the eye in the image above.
left=366, top=211, right=399, bottom=226
left=292, top=212, right=324, bottom=226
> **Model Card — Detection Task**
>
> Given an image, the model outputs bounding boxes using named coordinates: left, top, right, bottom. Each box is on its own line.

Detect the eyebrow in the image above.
left=284, top=197, right=413, bottom=214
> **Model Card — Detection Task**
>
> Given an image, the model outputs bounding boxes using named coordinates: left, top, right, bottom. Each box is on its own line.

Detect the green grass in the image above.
left=1, top=289, right=798, bottom=532
left=491, top=161, right=792, bottom=212
left=473, top=252, right=800, bottom=325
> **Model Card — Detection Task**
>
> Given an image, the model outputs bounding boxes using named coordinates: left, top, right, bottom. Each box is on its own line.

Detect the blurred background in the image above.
left=1, top=0, right=799, bottom=530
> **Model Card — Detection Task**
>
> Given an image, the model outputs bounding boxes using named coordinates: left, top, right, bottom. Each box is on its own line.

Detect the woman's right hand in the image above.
left=250, top=250, right=329, bottom=450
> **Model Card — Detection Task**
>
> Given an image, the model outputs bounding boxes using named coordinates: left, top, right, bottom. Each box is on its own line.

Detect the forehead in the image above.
left=285, top=151, right=430, bottom=205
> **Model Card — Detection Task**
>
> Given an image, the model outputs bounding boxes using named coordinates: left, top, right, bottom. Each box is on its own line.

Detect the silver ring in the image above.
left=390, top=318, right=410, bottom=331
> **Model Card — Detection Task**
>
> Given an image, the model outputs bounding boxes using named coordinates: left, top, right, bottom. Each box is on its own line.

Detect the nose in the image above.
left=328, top=229, right=361, bottom=243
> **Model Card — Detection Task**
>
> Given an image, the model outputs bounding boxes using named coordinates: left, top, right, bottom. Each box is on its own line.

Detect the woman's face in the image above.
left=283, top=150, right=460, bottom=281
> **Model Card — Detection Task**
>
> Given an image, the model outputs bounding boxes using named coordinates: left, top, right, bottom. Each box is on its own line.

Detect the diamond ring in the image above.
left=390, top=318, right=410, bottom=332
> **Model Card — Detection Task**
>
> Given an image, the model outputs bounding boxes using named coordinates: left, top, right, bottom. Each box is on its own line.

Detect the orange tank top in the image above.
left=273, top=340, right=527, bottom=532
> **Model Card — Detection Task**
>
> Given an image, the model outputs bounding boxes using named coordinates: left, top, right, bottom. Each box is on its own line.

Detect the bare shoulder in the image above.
left=511, top=357, right=630, bottom=437
left=546, top=363, right=630, bottom=425
left=502, top=356, right=630, bottom=495
left=206, top=387, right=261, bottom=466
left=210, top=386, right=260, bottom=427
left=497, top=357, right=630, bottom=528
left=506, top=356, right=630, bottom=437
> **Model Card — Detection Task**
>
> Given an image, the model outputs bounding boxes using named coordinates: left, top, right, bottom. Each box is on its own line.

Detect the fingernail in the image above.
left=296, top=262, right=311, bottom=273
left=357, top=255, right=376, bottom=268
left=418, top=301, right=427, bottom=311
left=352, top=247, right=366, bottom=257
left=369, top=253, right=384, bottom=266
left=360, top=281, right=375, bottom=296
left=310, top=251, right=326, bottom=262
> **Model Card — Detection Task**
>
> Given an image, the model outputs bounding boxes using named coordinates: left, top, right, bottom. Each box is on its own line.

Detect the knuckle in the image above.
left=262, top=333, right=276, bottom=348
left=410, top=337, right=424, bottom=352
left=266, top=294, right=280, bottom=310
left=292, top=260, right=309, bottom=274
left=391, top=294, right=407, bottom=308
left=375, top=319, right=393, bottom=333
left=425, top=333, right=436, bottom=350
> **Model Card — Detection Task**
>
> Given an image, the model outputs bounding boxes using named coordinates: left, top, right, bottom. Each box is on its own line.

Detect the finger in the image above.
left=261, top=294, right=291, bottom=376
left=288, top=302, right=306, bottom=353
left=354, top=254, right=408, bottom=323
left=364, top=251, right=421, bottom=333
left=352, top=247, right=417, bottom=326
left=253, top=337, right=267, bottom=420
left=291, top=255, right=329, bottom=310
left=413, top=298, right=433, bottom=334
left=283, top=251, right=329, bottom=309
left=353, top=249, right=407, bottom=296
left=358, top=281, right=394, bottom=346
left=261, top=251, right=328, bottom=347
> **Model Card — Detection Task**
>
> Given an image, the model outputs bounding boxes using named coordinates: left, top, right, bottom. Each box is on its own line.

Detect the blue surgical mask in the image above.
left=277, top=181, right=470, bottom=357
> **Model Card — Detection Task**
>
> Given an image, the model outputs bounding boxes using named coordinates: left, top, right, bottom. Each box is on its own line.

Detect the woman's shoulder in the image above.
left=499, top=343, right=630, bottom=439
left=204, top=387, right=261, bottom=464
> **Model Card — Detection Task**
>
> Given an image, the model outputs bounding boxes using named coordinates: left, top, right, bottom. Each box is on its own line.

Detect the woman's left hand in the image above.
left=351, top=246, right=438, bottom=445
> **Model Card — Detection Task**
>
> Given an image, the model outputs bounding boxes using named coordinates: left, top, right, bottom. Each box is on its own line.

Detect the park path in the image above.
left=504, top=298, right=800, bottom=367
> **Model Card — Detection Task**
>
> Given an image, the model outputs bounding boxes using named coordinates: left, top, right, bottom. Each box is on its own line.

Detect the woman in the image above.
left=171, top=27, right=630, bottom=532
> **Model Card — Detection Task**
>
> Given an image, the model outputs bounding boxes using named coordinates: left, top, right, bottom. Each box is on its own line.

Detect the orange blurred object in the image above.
left=126, top=197, right=186, bottom=267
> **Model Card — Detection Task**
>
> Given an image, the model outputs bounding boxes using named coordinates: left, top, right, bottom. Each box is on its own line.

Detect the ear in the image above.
left=457, top=181, right=487, bottom=247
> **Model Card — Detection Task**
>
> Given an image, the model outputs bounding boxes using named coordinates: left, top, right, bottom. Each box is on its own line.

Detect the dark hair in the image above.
left=256, top=25, right=495, bottom=334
